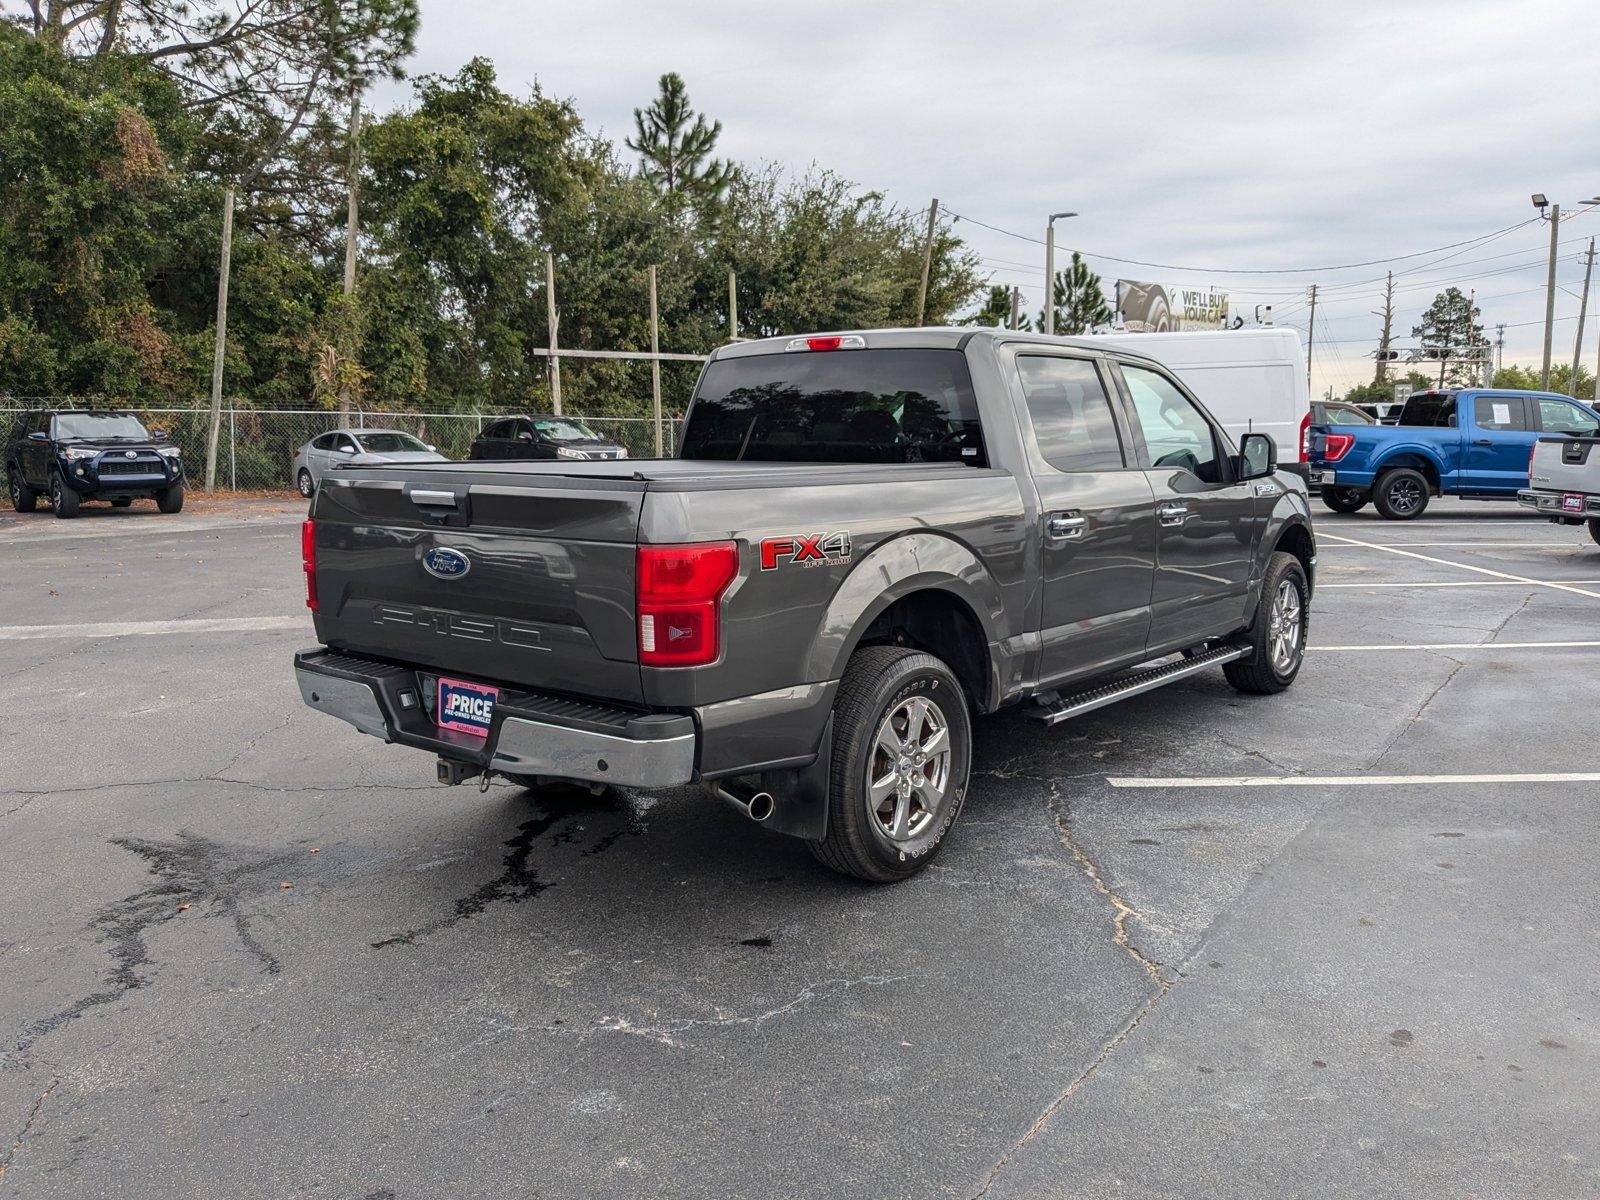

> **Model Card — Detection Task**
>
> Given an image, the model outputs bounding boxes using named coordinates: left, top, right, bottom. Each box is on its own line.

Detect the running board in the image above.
left=1027, top=646, right=1248, bottom=726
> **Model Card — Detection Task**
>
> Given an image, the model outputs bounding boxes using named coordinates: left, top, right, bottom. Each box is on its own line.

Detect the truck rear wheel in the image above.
left=1589, top=518, right=1600, bottom=547
left=1372, top=468, right=1430, bottom=520
left=8, top=465, right=37, bottom=513
left=1224, top=551, right=1309, bottom=695
left=1320, top=486, right=1368, bottom=514
left=809, top=646, right=972, bottom=883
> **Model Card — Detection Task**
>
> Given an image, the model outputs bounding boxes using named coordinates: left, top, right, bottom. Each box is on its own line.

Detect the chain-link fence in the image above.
left=1, top=405, right=677, bottom=492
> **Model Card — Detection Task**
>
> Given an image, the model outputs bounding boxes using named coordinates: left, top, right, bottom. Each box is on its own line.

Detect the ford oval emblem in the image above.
left=422, top=547, right=471, bottom=580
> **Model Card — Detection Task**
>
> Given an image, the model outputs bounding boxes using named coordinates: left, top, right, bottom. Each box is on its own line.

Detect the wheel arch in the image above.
left=811, top=531, right=1006, bottom=712
left=1372, top=450, right=1443, bottom=491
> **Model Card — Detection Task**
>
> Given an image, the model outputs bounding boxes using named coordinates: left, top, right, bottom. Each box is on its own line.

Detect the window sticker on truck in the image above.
left=760, top=531, right=853, bottom=571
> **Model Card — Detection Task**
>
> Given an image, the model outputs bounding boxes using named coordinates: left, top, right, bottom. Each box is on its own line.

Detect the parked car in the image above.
left=1311, top=400, right=1377, bottom=427
left=468, top=416, right=629, bottom=462
left=1089, top=328, right=1311, bottom=475
left=293, top=327, right=1315, bottom=883
left=292, top=429, right=447, bottom=497
left=1519, top=430, right=1600, bottom=546
left=5, top=409, right=184, bottom=518
left=1308, top=388, right=1600, bottom=518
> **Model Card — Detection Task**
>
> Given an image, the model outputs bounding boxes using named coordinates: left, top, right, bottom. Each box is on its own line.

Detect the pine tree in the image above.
left=1037, top=251, right=1113, bottom=335
left=963, top=285, right=1029, bottom=329
left=626, top=72, right=734, bottom=213
left=1413, top=287, right=1488, bottom=386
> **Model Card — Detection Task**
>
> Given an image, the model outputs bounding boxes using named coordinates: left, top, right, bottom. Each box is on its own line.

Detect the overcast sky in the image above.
left=378, top=0, right=1600, bottom=398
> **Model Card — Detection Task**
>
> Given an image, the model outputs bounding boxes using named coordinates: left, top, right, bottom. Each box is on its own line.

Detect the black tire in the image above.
left=156, top=481, right=184, bottom=514
left=7, top=464, right=37, bottom=513
left=110, top=497, right=133, bottom=508
left=1589, top=518, right=1600, bottom=548
left=50, top=472, right=80, bottom=519
left=1224, top=551, right=1309, bottom=696
left=1372, top=468, right=1430, bottom=520
left=297, top=469, right=315, bottom=498
left=1320, top=486, right=1368, bottom=514
left=808, top=645, right=972, bottom=883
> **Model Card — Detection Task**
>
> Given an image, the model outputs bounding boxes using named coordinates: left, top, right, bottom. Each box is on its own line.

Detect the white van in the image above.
left=1086, top=328, right=1311, bottom=467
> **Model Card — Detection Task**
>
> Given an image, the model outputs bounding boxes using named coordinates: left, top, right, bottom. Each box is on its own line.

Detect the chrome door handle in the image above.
left=1156, top=502, right=1189, bottom=526
left=1046, top=511, right=1087, bottom=540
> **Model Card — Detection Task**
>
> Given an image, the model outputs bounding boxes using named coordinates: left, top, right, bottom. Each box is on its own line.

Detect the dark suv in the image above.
left=468, top=416, right=629, bottom=462
left=6, top=410, right=185, bottom=518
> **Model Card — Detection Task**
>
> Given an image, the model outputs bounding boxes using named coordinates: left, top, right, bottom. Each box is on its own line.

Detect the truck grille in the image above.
left=98, top=456, right=165, bottom=476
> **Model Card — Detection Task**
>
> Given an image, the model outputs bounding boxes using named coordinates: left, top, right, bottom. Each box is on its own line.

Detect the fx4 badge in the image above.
left=760, top=531, right=852, bottom=571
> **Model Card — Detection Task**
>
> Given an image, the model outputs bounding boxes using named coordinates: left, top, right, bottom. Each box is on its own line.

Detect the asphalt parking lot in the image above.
left=1, top=496, right=1596, bottom=1199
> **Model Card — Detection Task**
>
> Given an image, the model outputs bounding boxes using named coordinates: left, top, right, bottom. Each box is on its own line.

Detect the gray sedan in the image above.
left=292, top=429, right=447, bottom=497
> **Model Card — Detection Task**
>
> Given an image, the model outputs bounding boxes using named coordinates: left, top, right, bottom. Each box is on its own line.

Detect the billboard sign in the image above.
left=1115, top=280, right=1231, bottom=332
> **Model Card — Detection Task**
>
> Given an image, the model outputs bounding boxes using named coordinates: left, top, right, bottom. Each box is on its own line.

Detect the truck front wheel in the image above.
left=1224, top=551, right=1309, bottom=695
left=1372, top=468, right=1430, bottom=520
left=809, top=645, right=972, bottom=883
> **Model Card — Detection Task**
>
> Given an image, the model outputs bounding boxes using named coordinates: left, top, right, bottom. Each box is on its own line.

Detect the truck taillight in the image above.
left=301, top=519, right=318, bottom=611
left=1322, top=432, right=1356, bottom=463
left=1298, top=411, right=1311, bottom=462
left=784, top=334, right=866, bottom=352
left=637, top=542, right=738, bottom=667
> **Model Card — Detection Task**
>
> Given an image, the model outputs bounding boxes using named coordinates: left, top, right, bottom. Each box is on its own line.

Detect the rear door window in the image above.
left=1536, top=398, right=1600, bottom=435
left=1016, top=355, right=1125, bottom=471
left=681, top=347, right=987, bottom=465
left=1475, top=396, right=1530, bottom=431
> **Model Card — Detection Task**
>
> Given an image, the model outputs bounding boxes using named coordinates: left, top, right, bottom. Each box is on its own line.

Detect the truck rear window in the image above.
left=1398, top=394, right=1456, bottom=427
left=681, top=348, right=987, bottom=465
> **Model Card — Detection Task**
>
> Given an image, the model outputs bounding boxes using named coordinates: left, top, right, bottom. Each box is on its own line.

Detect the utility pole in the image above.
left=1541, top=203, right=1560, bottom=389
left=338, top=90, right=361, bottom=420
left=727, top=268, right=737, bottom=341
left=545, top=251, right=561, bottom=415
left=1571, top=238, right=1595, bottom=397
left=1373, top=271, right=1395, bottom=384
left=204, top=186, right=235, bottom=495
left=914, top=198, right=939, bottom=326
left=1495, top=322, right=1506, bottom=381
left=648, top=265, right=663, bottom=458
left=1305, top=283, right=1318, bottom=391
left=1009, top=287, right=1020, bottom=331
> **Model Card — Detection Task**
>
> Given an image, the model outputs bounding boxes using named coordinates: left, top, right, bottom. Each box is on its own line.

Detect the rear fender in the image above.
left=808, top=531, right=1005, bottom=710
left=1371, top=445, right=1448, bottom=489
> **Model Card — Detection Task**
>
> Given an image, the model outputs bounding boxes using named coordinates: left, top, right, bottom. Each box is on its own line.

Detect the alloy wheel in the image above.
left=867, top=695, right=952, bottom=842
left=1388, top=477, right=1423, bottom=515
left=1267, top=578, right=1304, bottom=673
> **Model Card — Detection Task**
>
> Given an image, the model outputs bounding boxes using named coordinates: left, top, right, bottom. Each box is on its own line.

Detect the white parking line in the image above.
left=1316, top=532, right=1600, bottom=600
left=1313, top=640, right=1600, bottom=651
left=0, top=616, right=308, bottom=640
left=1320, top=542, right=1572, bottom=548
left=1108, top=772, right=1600, bottom=788
left=1320, top=580, right=1600, bottom=589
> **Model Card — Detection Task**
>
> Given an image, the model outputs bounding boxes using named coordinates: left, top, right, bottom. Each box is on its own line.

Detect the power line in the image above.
left=944, top=208, right=1543, bottom=276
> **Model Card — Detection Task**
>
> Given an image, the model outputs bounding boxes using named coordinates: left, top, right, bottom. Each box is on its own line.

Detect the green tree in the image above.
left=626, top=72, right=734, bottom=214
left=1494, top=362, right=1596, bottom=400
left=1037, top=251, right=1112, bottom=335
left=1413, top=287, right=1488, bottom=387
left=963, top=285, right=1028, bottom=329
left=1340, top=373, right=1432, bottom=407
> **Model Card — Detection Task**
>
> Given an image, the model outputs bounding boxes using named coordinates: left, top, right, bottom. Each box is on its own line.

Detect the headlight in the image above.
left=555, top=446, right=585, bottom=459
left=157, top=447, right=181, bottom=459
left=62, top=447, right=96, bottom=461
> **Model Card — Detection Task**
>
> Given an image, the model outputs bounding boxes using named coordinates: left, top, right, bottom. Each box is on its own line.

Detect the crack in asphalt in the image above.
left=0, top=1078, right=57, bottom=1181
left=1363, top=654, right=1466, bottom=772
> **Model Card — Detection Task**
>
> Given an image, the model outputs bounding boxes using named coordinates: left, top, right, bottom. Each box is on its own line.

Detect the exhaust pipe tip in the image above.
left=709, top=783, right=776, bottom=823
left=747, top=791, right=775, bottom=823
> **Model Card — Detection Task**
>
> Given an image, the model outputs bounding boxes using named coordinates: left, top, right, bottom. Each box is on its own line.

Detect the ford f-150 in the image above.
left=294, top=328, right=1316, bottom=881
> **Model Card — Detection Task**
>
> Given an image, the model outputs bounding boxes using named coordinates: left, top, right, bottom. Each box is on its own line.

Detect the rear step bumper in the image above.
left=293, top=648, right=697, bottom=788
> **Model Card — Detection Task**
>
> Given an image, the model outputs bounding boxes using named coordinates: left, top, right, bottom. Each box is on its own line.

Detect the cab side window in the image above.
left=1121, top=364, right=1225, bottom=484
left=1537, top=398, right=1600, bottom=435
left=1476, top=397, right=1529, bottom=431
left=1016, top=356, right=1125, bottom=471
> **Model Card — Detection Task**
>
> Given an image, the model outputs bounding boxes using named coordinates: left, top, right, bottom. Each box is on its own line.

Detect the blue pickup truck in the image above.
left=1308, top=388, right=1600, bottom=519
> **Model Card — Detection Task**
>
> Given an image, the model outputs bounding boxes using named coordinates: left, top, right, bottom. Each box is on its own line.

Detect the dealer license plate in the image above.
left=1562, top=492, right=1585, bottom=513
left=437, top=676, right=499, bottom=737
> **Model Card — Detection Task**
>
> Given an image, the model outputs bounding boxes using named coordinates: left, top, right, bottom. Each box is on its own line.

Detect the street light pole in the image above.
left=1541, top=202, right=1560, bottom=390
left=1044, top=211, right=1076, bottom=336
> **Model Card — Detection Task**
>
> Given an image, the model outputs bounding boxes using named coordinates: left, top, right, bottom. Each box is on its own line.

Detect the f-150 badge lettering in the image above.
left=760, top=531, right=852, bottom=571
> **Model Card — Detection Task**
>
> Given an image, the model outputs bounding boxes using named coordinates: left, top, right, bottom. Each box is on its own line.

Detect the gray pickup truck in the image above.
left=1520, top=434, right=1600, bottom=546
left=294, top=328, right=1316, bottom=881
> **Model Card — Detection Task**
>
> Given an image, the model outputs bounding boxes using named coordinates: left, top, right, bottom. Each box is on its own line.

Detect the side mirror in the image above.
left=337, top=445, right=356, bottom=455
left=28, top=430, right=47, bottom=442
left=1238, top=432, right=1277, bottom=481
left=149, top=428, right=166, bottom=440
left=518, top=431, right=534, bottom=442
left=426, top=444, right=436, bottom=452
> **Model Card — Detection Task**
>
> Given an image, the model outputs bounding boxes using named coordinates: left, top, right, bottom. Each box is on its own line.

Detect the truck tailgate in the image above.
left=309, top=467, right=646, bottom=703
left=1530, top=436, right=1600, bottom=494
